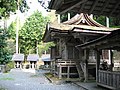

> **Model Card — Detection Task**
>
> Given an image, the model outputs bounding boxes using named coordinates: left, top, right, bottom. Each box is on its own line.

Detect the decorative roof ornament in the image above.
left=63, top=13, right=105, bottom=27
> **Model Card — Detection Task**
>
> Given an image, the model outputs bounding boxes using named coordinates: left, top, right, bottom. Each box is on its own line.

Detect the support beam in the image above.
left=100, top=0, right=110, bottom=15
left=109, top=1, right=120, bottom=16
left=95, top=49, right=100, bottom=82
left=60, top=0, right=88, bottom=14
left=79, top=3, right=85, bottom=13
left=89, top=0, right=99, bottom=14
left=84, top=49, right=89, bottom=82
left=109, top=50, right=113, bottom=71
left=75, top=48, right=84, bottom=80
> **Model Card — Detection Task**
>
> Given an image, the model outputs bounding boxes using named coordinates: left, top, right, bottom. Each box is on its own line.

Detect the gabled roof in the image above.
left=12, top=54, right=24, bottom=61
left=49, top=13, right=117, bottom=32
left=49, top=0, right=120, bottom=17
left=43, top=13, right=118, bottom=42
left=63, top=13, right=104, bottom=27
left=27, top=54, right=39, bottom=61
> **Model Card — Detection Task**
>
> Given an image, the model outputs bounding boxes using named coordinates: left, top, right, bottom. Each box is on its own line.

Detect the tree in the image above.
left=0, top=28, right=11, bottom=64
left=19, top=11, right=49, bottom=55
left=0, top=0, right=29, bottom=18
left=7, top=21, right=16, bottom=39
left=38, top=42, right=55, bottom=56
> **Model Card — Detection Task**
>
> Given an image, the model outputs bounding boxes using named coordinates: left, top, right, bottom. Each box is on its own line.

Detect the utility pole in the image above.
left=16, top=0, right=20, bottom=54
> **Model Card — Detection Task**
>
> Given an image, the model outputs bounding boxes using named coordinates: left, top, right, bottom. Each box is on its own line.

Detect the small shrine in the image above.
left=12, top=54, right=24, bottom=68
left=27, top=54, right=39, bottom=69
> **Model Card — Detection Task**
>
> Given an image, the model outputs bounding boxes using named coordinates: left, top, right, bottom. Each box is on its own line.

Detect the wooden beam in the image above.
left=109, top=1, right=120, bottom=16
left=89, top=0, right=99, bottom=14
left=99, top=0, right=110, bottom=15
left=79, top=3, right=86, bottom=13
left=84, top=49, right=89, bottom=82
left=95, top=49, right=100, bottom=82
left=60, top=0, right=88, bottom=14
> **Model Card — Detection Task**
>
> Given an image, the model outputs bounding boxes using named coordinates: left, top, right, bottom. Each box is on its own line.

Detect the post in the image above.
left=57, top=14, right=60, bottom=23
left=109, top=50, right=113, bottom=71
left=59, top=66, right=62, bottom=79
left=68, top=13, right=70, bottom=20
left=84, top=49, right=89, bottom=82
left=67, top=66, right=70, bottom=79
left=95, top=49, right=100, bottom=82
left=16, top=0, right=20, bottom=54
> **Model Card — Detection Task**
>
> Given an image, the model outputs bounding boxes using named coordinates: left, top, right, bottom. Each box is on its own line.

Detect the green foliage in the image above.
left=19, top=11, right=49, bottom=54
left=5, top=61, right=14, bottom=72
left=0, top=0, right=29, bottom=18
left=0, top=0, right=17, bottom=17
left=60, top=12, right=76, bottom=22
left=7, top=21, right=16, bottom=39
left=94, top=15, right=106, bottom=26
left=0, top=29, right=11, bottom=64
left=38, top=42, right=55, bottom=56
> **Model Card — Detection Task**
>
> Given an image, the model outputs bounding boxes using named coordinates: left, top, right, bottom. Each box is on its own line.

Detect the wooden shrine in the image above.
left=12, top=54, right=24, bottom=68
left=47, top=0, right=120, bottom=89
left=43, top=13, right=116, bottom=80
left=27, top=54, right=39, bottom=69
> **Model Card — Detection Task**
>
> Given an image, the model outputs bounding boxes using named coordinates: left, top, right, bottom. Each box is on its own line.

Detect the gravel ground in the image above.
left=0, top=69, right=85, bottom=90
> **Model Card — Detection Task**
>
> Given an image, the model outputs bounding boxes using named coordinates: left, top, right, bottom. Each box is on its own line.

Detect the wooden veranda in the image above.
left=77, top=29, right=120, bottom=89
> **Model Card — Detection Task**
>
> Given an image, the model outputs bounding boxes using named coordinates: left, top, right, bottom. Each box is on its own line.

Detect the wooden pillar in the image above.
left=95, top=49, right=100, bottom=82
left=84, top=49, right=89, bottom=82
left=109, top=50, right=113, bottom=71
left=76, top=48, right=84, bottom=80
left=32, top=62, right=34, bottom=69
left=67, top=66, right=70, bottom=79
left=17, top=61, right=19, bottom=68
left=14, top=62, right=16, bottom=68
left=59, top=66, right=62, bottom=79
left=20, top=62, right=22, bottom=69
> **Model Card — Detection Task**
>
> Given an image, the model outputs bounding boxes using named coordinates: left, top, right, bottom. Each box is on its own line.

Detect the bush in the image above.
left=5, top=61, right=14, bottom=72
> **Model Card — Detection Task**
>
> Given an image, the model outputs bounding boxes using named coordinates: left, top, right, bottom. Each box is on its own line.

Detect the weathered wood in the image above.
left=95, top=49, right=100, bottom=82
left=60, top=0, right=88, bottom=14
left=59, top=66, right=62, bottom=79
left=84, top=49, right=89, bottom=82
left=98, top=70, right=120, bottom=89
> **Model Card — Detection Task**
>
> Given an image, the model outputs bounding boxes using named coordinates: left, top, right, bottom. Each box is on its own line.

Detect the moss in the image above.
left=0, top=77, right=14, bottom=81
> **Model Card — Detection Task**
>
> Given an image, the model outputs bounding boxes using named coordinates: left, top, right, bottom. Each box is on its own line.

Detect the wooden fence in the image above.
left=97, top=70, right=120, bottom=89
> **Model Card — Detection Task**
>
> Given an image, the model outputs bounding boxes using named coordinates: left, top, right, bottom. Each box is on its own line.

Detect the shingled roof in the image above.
left=27, top=54, right=39, bottom=61
left=12, top=54, right=24, bottom=61
left=49, top=13, right=116, bottom=32
left=43, top=13, right=118, bottom=42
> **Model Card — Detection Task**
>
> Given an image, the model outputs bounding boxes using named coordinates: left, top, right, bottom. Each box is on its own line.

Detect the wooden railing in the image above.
left=98, top=70, right=120, bottom=89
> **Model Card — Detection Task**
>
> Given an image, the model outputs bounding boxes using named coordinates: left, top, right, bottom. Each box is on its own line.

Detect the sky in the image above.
left=7, top=0, right=49, bottom=27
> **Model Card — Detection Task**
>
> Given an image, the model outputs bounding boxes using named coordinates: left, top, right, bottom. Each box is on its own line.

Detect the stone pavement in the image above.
left=73, top=82, right=109, bottom=90
left=0, top=69, right=85, bottom=90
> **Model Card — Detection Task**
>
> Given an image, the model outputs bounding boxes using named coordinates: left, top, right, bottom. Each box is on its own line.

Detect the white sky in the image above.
left=7, top=0, right=48, bottom=27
